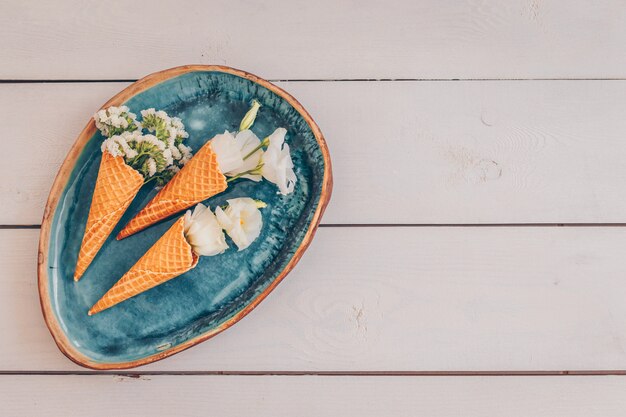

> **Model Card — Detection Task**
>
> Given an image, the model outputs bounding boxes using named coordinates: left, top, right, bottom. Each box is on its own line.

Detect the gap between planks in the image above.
left=2, top=78, right=626, bottom=84
left=2, top=370, right=626, bottom=377
left=7, top=223, right=626, bottom=230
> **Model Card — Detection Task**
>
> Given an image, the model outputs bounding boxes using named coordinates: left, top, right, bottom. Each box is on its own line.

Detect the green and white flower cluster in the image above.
left=94, top=106, right=140, bottom=137
left=212, top=100, right=297, bottom=195
left=96, top=106, right=193, bottom=185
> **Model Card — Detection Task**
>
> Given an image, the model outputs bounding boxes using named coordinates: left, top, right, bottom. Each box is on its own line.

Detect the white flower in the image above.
left=113, top=134, right=138, bottom=159
left=209, top=130, right=264, bottom=180
left=183, top=203, right=228, bottom=256
left=210, top=131, right=245, bottom=174
left=141, top=108, right=157, bottom=118
left=178, top=144, right=193, bottom=164
left=101, top=131, right=139, bottom=159
left=171, top=117, right=184, bottom=130
left=215, top=198, right=264, bottom=251
left=146, top=158, right=157, bottom=177
left=170, top=144, right=182, bottom=160
left=228, top=130, right=263, bottom=181
left=162, top=148, right=174, bottom=166
left=101, top=137, right=123, bottom=157
left=168, top=117, right=189, bottom=142
left=96, top=109, right=108, bottom=121
left=94, top=106, right=139, bottom=137
left=261, top=128, right=296, bottom=195
left=141, top=108, right=189, bottom=147
left=132, top=133, right=166, bottom=151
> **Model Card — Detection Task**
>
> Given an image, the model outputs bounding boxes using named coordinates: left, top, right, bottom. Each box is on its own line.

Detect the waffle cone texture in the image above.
left=74, top=152, right=144, bottom=281
left=89, top=217, right=199, bottom=315
left=117, top=142, right=227, bottom=239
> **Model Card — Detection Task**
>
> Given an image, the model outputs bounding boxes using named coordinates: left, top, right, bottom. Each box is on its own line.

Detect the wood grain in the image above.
left=1, top=1, right=626, bottom=80
left=7, top=227, right=626, bottom=372
left=2, top=80, right=626, bottom=225
left=2, top=375, right=626, bottom=416
left=3, top=0, right=626, bottom=413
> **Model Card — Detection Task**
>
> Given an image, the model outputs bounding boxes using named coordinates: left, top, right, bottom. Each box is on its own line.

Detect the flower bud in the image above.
left=239, top=100, right=261, bottom=131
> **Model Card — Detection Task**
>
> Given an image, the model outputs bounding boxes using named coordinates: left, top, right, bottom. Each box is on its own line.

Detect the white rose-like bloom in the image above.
left=210, top=131, right=245, bottom=174
left=261, top=128, right=296, bottom=195
left=183, top=203, right=229, bottom=256
left=227, top=130, right=263, bottom=181
left=215, top=198, right=263, bottom=251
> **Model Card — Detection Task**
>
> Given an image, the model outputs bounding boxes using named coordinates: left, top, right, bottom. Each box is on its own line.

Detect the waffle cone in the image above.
left=74, top=152, right=144, bottom=281
left=89, top=217, right=199, bottom=315
left=117, top=142, right=227, bottom=240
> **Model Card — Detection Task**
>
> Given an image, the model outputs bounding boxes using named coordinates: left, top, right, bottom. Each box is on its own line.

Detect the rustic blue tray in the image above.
left=38, top=66, right=332, bottom=369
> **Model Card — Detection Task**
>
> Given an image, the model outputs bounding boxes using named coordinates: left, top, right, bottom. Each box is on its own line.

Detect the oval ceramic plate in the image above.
left=38, top=65, right=332, bottom=369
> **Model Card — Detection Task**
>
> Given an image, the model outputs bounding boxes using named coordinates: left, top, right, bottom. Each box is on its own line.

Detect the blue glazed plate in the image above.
left=38, top=66, right=332, bottom=369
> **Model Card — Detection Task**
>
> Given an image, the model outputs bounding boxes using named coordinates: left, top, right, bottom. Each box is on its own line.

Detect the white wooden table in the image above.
left=2, top=1, right=626, bottom=415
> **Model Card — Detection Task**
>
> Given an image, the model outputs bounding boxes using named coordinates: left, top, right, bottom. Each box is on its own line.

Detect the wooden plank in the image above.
left=1, top=1, right=626, bottom=80
left=6, top=226, right=626, bottom=372
left=2, top=375, right=626, bottom=416
left=2, top=80, right=626, bottom=225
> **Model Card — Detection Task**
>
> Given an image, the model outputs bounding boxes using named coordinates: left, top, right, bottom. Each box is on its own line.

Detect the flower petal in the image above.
left=261, top=128, right=296, bottom=195
left=228, top=130, right=263, bottom=176
left=183, top=203, right=229, bottom=256
left=210, top=131, right=245, bottom=174
left=216, top=197, right=264, bottom=251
